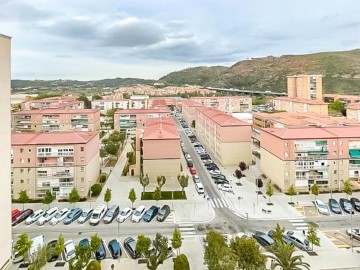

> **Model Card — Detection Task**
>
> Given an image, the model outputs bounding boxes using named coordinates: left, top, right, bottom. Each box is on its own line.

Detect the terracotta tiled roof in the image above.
left=196, top=107, right=250, bottom=126
left=182, top=100, right=203, bottom=107
left=142, top=117, right=179, bottom=140
left=115, top=109, right=169, bottom=115
left=346, top=104, right=360, bottom=110
left=13, top=108, right=99, bottom=115
left=12, top=131, right=98, bottom=145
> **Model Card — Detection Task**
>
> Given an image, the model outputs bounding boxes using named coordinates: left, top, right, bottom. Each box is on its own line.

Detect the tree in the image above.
left=100, top=148, right=107, bottom=166
left=177, top=174, right=189, bottom=194
left=230, top=236, right=266, bottom=270
left=131, top=137, right=136, bottom=151
left=171, top=228, right=182, bottom=256
left=266, top=182, right=274, bottom=204
left=307, top=225, right=320, bottom=251
left=287, top=184, right=297, bottom=203
left=204, top=231, right=236, bottom=270
left=343, top=179, right=353, bottom=198
left=105, top=141, right=120, bottom=158
left=140, top=174, right=150, bottom=193
left=14, top=233, right=32, bottom=263
left=29, top=246, right=48, bottom=270
left=328, top=100, right=344, bottom=112
left=267, top=241, right=310, bottom=270
left=90, top=234, right=101, bottom=254
left=18, top=190, right=29, bottom=211
left=86, top=260, right=101, bottom=270
left=77, top=94, right=91, bottom=109
left=147, top=233, right=171, bottom=270
left=128, top=188, right=137, bottom=209
left=174, top=254, right=190, bottom=270
left=119, top=132, right=126, bottom=150
left=103, top=188, right=112, bottom=207
left=109, top=130, right=121, bottom=143
left=68, top=187, right=80, bottom=207
left=54, top=234, right=65, bottom=261
left=157, top=176, right=166, bottom=192
left=92, top=94, right=102, bottom=101
left=272, top=224, right=285, bottom=244
left=136, top=234, right=151, bottom=258
left=91, top=183, right=102, bottom=196
left=43, top=190, right=55, bottom=209
left=311, top=184, right=319, bottom=200
left=239, top=161, right=247, bottom=171
left=69, top=242, right=91, bottom=270
left=235, top=169, right=243, bottom=179
left=153, top=187, right=162, bottom=206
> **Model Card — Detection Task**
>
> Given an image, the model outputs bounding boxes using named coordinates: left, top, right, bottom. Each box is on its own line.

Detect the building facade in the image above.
left=195, top=107, right=252, bottom=166
left=92, top=99, right=130, bottom=114
left=191, top=96, right=252, bottom=113
left=273, top=97, right=328, bottom=115
left=11, top=132, right=100, bottom=200
left=346, top=104, right=360, bottom=122
left=287, top=75, right=323, bottom=101
left=22, top=97, right=84, bottom=110
left=12, top=108, right=100, bottom=132
left=181, top=100, right=204, bottom=124
left=0, top=34, right=12, bottom=270
left=260, top=126, right=360, bottom=193
left=324, top=94, right=360, bottom=104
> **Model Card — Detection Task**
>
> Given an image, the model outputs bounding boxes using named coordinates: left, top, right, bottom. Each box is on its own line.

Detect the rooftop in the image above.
left=287, top=74, right=323, bottom=78
left=182, top=99, right=204, bottom=107
left=13, top=108, right=100, bottom=115
left=115, top=109, right=169, bottom=115
left=346, top=104, right=360, bottom=110
left=142, top=117, right=179, bottom=140
left=273, top=97, right=327, bottom=105
left=196, top=107, right=251, bottom=127
left=191, top=96, right=250, bottom=100
left=12, top=131, right=98, bottom=145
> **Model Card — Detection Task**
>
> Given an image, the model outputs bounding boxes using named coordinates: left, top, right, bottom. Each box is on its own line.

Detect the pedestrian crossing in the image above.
left=162, top=211, right=175, bottom=224
left=178, top=223, right=197, bottom=238
left=289, top=218, right=310, bottom=231
left=208, top=197, right=233, bottom=209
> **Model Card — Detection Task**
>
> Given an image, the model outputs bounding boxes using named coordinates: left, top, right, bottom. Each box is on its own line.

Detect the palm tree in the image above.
left=267, top=241, right=310, bottom=270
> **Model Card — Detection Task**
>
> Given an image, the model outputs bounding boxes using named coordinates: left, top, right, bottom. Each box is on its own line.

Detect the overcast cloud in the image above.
left=1, top=0, right=359, bottom=80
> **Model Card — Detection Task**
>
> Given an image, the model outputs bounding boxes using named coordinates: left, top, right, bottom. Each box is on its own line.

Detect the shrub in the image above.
left=99, top=174, right=107, bottom=183
left=86, top=260, right=101, bottom=270
left=91, top=183, right=102, bottom=196
left=239, top=161, right=247, bottom=171
left=235, top=169, right=242, bottom=179
left=174, top=254, right=190, bottom=270
left=122, top=163, right=130, bottom=176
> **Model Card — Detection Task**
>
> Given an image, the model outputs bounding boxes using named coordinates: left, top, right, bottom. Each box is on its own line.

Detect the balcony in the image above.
left=295, top=154, right=328, bottom=161
left=37, top=151, right=74, bottom=157
left=37, top=162, right=74, bottom=167
left=37, top=171, right=74, bottom=178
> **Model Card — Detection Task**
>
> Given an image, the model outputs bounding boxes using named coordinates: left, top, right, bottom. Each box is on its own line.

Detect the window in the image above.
left=28, top=168, right=31, bottom=173
left=28, top=149, right=31, bottom=153
left=80, top=157, right=85, bottom=162
left=28, top=158, right=31, bottom=163
left=20, top=180, right=24, bottom=184
left=81, top=167, right=84, bottom=172
left=284, top=152, right=288, bottom=157
left=340, top=151, right=343, bottom=156
left=339, top=141, right=343, bottom=145
left=81, top=177, right=84, bottom=182
left=20, top=159, right=24, bottom=163
left=20, top=169, right=24, bottom=173
left=334, top=170, right=337, bottom=174
left=333, top=141, right=336, bottom=145
left=20, top=148, right=23, bottom=153
left=81, top=147, right=84, bottom=152
left=284, top=143, right=288, bottom=147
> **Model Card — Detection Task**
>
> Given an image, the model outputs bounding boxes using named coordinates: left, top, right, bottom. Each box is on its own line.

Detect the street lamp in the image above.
left=88, top=180, right=92, bottom=208
left=253, top=202, right=255, bottom=214
left=171, top=177, right=174, bottom=210
left=238, top=196, right=243, bottom=211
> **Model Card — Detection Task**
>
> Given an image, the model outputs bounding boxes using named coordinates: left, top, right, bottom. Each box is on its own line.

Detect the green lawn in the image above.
left=141, top=191, right=187, bottom=200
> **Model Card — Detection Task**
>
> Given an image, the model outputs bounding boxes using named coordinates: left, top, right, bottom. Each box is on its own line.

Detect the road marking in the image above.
left=209, top=199, right=215, bottom=208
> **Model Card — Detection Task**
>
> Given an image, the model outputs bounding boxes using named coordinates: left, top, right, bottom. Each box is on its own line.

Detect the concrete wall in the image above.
left=142, top=139, right=180, bottom=160
left=143, top=159, right=181, bottom=185
left=261, top=148, right=287, bottom=191
left=220, top=142, right=252, bottom=165
left=76, top=152, right=100, bottom=198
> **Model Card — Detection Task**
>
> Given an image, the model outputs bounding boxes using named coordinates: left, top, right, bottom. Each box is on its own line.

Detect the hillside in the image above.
left=159, top=49, right=360, bottom=94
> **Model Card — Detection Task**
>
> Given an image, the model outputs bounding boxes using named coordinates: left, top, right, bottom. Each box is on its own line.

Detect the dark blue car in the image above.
left=96, top=239, right=107, bottom=260
left=64, top=208, right=83, bottom=225
left=108, top=239, right=121, bottom=259
left=143, top=206, right=159, bottom=222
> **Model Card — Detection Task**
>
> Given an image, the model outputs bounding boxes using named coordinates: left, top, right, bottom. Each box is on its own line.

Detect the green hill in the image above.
left=159, top=49, right=360, bottom=94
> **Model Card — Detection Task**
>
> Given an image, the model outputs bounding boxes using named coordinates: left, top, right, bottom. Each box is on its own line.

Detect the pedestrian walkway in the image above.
left=289, top=218, right=310, bottom=231
left=208, top=197, right=231, bottom=208
left=162, top=211, right=176, bottom=224
left=178, top=223, right=197, bottom=238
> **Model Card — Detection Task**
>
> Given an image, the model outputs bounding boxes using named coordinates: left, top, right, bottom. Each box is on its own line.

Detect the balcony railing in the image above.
left=59, top=182, right=74, bottom=187
left=37, top=162, right=74, bottom=167
left=295, top=165, right=327, bottom=170
left=349, top=164, right=360, bottom=169
left=295, top=155, right=328, bottom=160
left=37, top=172, right=74, bottom=178
left=37, top=152, right=74, bottom=157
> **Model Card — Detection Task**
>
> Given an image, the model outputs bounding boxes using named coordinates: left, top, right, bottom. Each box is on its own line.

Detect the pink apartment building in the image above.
left=11, top=131, right=100, bottom=199
left=272, top=97, right=328, bottom=115
left=260, top=126, right=360, bottom=193
left=346, top=104, right=360, bottom=122
left=136, top=117, right=181, bottom=184
left=195, top=107, right=252, bottom=166
left=181, top=99, right=204, bottom=124
left=191, top=96, right=252, bottom=113
left=324, top=94, right=360, bottom=104
left=22, top=96, right=84, bottom=110
left=114, top=109, right=170, bottom=138
left=12, top=108, right=100, bottom=132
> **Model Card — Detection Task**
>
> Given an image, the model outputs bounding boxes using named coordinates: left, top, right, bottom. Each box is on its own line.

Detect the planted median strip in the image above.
left=141, top=191, right=187, bottom=200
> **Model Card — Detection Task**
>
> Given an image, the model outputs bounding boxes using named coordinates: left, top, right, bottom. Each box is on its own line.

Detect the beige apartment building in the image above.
left=12, top=108, right=100, bottom=132
left=195, top=107, right=252, bottom=166
left=0, top=34, right=12, bottom=270
left=287, top=75, right=323, bottom=101
left=11, top=132, right=100, bottom=200
left=346, top=104, right=360, bottom=122
left=260, top=126, right=360, bottom=193
left=191, top=96, right=252, bottom=113
left=181, top=99, right=204, bottom=124
left=135, top=117, right=181, bottom=184
left=22, top=96, right=84, bottom=110
left=273, top=97, right=328, bottom=115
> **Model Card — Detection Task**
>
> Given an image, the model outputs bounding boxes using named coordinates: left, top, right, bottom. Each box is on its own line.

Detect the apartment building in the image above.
left=114, top=109, right=170, bottom=138
left=12, top=108, right=100, bottom=132
left=11, top=131, right=100, bottom=200
left=92, top=99, right=130, bottom=114
left=260, top=126, right=360, bottom=193
left=272, top=97, right=328, bottom=115
left=136, top=117, right=181, bottom=184
left=191, top=96, right=252, bottom=113
left=0, top=34, right=12, bottom=270
left=22, top=96, right=84, bottom=110
left=347, top=104, right=360, bottom=122
left=195, top=107, right=252, bottom=166
left=287, top=75, right=323, bottom=101
left=148, top=99, right=168, bottom=110
left=181, top=100, right=204, bottom=124
left=324, top=94, right=360, bottom=104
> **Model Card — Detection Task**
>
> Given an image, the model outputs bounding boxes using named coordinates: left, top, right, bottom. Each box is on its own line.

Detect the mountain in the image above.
left=159, top=49, right=360, bottom=94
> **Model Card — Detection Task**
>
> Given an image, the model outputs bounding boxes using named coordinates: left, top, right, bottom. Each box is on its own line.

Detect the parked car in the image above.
left=314, top=199, right=330, bottom=216
left=189, top=167, right=197, bottom=175
left=63, top=240, right=76, bottom=261
left=350, top=197, right=360, bottom=212
left=78, top=208, right=93, bottom=224
left=252, top=231, right=275, bottom=247
left=46, top=240, right=59, bottom=262
left=209, top=170, right=222, bottom=175
left=132, top=205, right=146, bottom=223
left=328, top=199, right=342, bottom=214
left=79, top=238, right=89, bottom=249
left=218, top=184, right=233, bottom=192
left=124, top=237, right=140, bottom=259
left=143, top=205, right=159, bottom=222
left=211, top=174, right=227, bottom=181
left=37, top=207, right=59, bottom=226
left=11, top=209, right=21, bottom=220
left=103, top=205, right=120, bottom=224
left=207, top=165, right=220, bottom=171
left=64, top=208, right=83, bottom=225
left=267, top=230, right=292, bottom=245
left=95, top=239, right=107, bottom=260
left=285, top=231, right=310, bottom=251
left=89, top=203, right=107, bottom=225
left=25, top=209, right=45, bottom=225
left=12, top=209, right=33, bottom=226
left=118, top=207, right=133, bottom=223
left=339, top=198, right=355, bottom=214
left=195, top=182, right=205, bottom=194
left=108, top=239, right=122, bottom=259
left=49, top=208, right=70, bottom=225
left=213, top=178, right=229, bottom=185
left=157, top=205, right=171, bottom=222
left=192, top=174, right=200, bottom=183
left=346, top=228, right=360, bottom=241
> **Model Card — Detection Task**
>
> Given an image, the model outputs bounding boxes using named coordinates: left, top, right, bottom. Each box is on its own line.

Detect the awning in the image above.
left=349, top=149, right=360, bottom=158
left=308, top=151, right=328, bottom=155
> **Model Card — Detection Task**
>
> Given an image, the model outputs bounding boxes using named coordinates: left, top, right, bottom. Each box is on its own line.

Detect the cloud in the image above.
left=337, top=20, right=360, bottom=29
left=0, top=2, right=51, bottom=22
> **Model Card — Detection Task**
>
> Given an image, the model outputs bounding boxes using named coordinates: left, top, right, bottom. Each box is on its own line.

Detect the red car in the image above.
left=189, top=167, right=197, bottom=175
left=11, top=209, right=21, bottom=220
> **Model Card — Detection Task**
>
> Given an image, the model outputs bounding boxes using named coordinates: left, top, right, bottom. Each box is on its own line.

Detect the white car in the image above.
left=78, top=208, right=94, bottom=224
left=209, top=170, right=222, bottom=175
left=118, top=207, right=133, bottom=223
left=218, top=184, right=233, bottom=192
left=25, top=209, right=45, bottom=225
left=63, top=240, right=76, bottom=261
left=346, top=228, right=360, bottom=241
left=37, top=207, right=59, bottom=226
left=132, top=205, right=146, bottom=223
left=49, top=208, right=70, bottom=225
left=314, top=199, right=330, bottom=215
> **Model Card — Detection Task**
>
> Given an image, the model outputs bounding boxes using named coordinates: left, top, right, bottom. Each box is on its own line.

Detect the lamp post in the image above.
left=89, top=180, right=92, bottom=208
left=238, top=196, right=243, bottom=212
left=171, top=176, right=174, bottom=210
left=253, top=202, right=255, bottom=215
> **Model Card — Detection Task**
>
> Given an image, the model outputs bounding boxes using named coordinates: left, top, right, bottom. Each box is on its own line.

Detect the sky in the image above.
left=1, top=0, right=360, bottom=80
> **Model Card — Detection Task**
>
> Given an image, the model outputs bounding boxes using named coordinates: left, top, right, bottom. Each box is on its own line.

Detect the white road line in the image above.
left=216, top=198, right=224, bottom=208
left=292, top=223, right=308, bottom=226
left=209, top=199, right=215, bottom=208
left=294, top=226, right=309, bottom=230
left=212, top=198, right=220, bottom=208
left=289, top=219, right=306, bottom=223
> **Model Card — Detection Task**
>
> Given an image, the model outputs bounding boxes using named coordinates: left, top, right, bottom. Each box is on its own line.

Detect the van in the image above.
left=195, top=183, right=205, bottom=194
left=29, top=235, right=45, bottom=260
left=103, top=205, right=120, bottom=224
left=90, top=203, right=107, bottom=225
